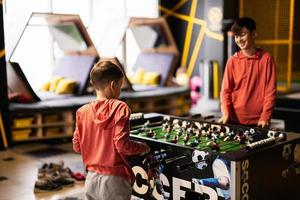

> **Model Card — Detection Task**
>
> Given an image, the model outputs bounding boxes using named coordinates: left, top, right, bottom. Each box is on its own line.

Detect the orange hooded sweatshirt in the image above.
left=72, top=99, right=147, bottom=184
left=220, top=48, right=276, bottom=125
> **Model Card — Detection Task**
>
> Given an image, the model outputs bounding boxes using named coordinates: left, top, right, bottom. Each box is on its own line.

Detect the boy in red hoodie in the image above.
left=72, top=58, right=150, bottom=200
left=219, top=17, right=276, bottom=128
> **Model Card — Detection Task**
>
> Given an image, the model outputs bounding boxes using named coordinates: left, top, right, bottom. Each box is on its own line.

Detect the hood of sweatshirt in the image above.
left=90, top=99, right=126, bottom=127
left=234, top=48, right=264, bottom=59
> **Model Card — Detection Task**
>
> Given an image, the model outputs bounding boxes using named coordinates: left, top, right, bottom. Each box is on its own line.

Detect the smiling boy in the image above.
left=219, top=17, right=277, bottom=128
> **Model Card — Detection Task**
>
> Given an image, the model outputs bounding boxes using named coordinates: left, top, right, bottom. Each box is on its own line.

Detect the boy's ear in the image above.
left=110, top=80, right=116, bottom=89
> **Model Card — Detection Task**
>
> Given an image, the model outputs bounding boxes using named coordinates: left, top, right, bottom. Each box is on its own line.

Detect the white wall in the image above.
left=4, top=0, right=159, bottom=59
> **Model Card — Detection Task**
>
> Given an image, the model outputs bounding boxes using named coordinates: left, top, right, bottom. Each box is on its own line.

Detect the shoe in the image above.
left=59, top=167, right=73, bottom=179
left=38, top=161, right=65, bottom=178
left=34, top=178, right=62, bottom=193
left=47, top=171, right=75, bottom=187
left=37, top=163, right=49, bottom=179
left=48, top=161, right=64, bottom=173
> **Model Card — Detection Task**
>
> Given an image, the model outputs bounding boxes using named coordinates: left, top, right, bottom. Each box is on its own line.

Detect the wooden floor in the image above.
left=0, top=141, right=85, bottom=200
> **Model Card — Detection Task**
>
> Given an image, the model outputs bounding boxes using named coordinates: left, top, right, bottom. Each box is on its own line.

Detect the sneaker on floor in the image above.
left=37, top=163, right=49, bottom=179
left=37, top=161, right=65, bottom=178
left=47, top=171, right=75, bottom=187
left=34, top=178, right=62, bottom=193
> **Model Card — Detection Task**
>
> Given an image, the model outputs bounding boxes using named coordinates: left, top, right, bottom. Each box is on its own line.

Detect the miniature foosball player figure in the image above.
left=162, top=123, right=168, bottom=132
left=146, top=129, right=156, bottom=138
left=144, top=120, right=151, bottom=130
left=184, top=133, right=190, bottom=145
left=195, top=129, right=202, bottom=140
left=164, top=134, right=170, bottom=142
left=167, top=124, right=173, bottom=134
left=220, top=125, right=227, bottom=135
left=206, top=140, right=220, bottom=151
left=224, top=131, right=235, bottom=142
left=171, top=135, right=178, bottom=144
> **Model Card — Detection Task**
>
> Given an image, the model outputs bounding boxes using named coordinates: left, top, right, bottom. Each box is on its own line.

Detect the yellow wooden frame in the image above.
left=239, top=0, right=295, bottom=92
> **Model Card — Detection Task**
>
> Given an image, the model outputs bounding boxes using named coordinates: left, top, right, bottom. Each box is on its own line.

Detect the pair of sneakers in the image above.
left=39, top=161, right=85, bottom=181
left=34, top=161, right=75, bottom=193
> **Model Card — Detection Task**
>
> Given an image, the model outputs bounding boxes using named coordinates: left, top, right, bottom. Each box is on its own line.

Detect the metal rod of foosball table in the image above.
left=131, top=121, right=162, bottom=129
left=147, top=155, right=187, bottom=169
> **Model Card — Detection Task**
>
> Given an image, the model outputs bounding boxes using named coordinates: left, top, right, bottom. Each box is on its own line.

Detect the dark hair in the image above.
left=231, top=17, right=256, bottom=35
left=90, top=59, right=124, bottom=89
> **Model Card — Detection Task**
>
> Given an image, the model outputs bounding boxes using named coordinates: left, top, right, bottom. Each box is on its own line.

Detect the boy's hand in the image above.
left=140, top=144, right=150, bottom=156
left=257, top=120, right=269, bottom=129
left=218, top=115, right=229, bottom=124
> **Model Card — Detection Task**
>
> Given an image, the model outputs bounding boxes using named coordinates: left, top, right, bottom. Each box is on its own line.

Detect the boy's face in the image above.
left=234, top=27, right=256, bottom=51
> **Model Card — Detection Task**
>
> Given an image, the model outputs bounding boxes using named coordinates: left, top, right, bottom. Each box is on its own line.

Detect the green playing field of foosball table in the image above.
left=131, top=123, right=242, bottom=153
left=131, top=113, right=286, bottom=153
left=129, top=115, right=286, bottom=154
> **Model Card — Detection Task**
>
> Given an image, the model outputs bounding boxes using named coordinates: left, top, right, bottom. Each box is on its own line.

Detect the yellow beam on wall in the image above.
left=160, top=6, right=222, bottom=41
left=277, top=85, right=289, bottom=92
left=274, top=0, right=279, bottom=70
left=0, top=112, right=8, bottom=149
left=239, top=0, right=244, bottom=17
left=162, top=0, right=188, bottom=18
left=287, top=0, right=294, bottom=89
left=205, top=29, right=224, bottom=41
left=160, top=6, right=199, bottom=24
left=213, top=61, right=220, bottom=99
left=181, top=0, right=198, bottom=69
left=186, top=27, right=206, bottom=77
left=0, top=49, right=5, bottom=58
left=256, top=40, right=289, bottom=45
left=160, top=6, right=206, bottom=25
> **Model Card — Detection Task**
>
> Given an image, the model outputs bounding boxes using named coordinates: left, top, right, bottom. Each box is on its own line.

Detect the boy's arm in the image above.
left=113, top=106, right=149, bottom=156
left=259, top=56, right=277, bottom=123
left=220, top=58, right=234, bottom=120
left=72, top=111, right=81, bottom=153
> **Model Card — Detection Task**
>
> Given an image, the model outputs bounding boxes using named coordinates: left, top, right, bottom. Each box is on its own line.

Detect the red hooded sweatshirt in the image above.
left=72, top=99, right=147, bottom=184
left=220, top=48, right=276, bottom=124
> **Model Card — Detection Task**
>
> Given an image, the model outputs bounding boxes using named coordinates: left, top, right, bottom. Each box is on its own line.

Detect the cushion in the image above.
left=52, top=55, right=96, bottom=95
left=55, top=79, right=77, bottom=94
left=132, top=53, right=175, bottom=86
left=128, top=69, right=145, bottom=84
left=40, top=81, right=51, bottom=91
left=142, top=72, right=161, bottom=85
left=49, top=77, right=64, bottom=92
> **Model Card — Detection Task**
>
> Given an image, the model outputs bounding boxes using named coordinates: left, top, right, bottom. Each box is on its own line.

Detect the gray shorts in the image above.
left=84, top=171, right=132, bottom=200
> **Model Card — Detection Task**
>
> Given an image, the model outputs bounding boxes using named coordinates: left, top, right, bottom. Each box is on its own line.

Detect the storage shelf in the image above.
left=10, top=111, right=75, bottom=143
left=11, top=122, right=75, bottom=130
left=9, top=90, right=191, bottom=143
left=12, top=133, right=73, bottom=142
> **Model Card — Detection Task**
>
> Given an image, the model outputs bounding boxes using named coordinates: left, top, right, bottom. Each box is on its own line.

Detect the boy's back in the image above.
left=73, top=98, right=147, bottom=183
left=72, top=58, right=150, bottom=200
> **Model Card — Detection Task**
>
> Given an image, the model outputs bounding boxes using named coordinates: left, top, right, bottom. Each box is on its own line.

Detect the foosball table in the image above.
left=129, top=113, right=300, bottom=200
